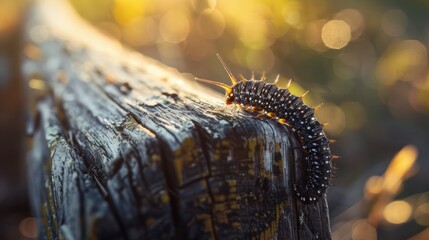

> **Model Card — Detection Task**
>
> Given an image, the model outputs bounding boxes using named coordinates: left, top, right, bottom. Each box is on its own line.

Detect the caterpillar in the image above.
left=195, top=54, right=333, bottom=204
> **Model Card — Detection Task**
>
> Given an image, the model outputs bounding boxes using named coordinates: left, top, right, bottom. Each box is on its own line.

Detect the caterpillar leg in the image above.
left=254, top=109, right=268, bottom=119
left=266, top=112, right=277, bottom=118
left=233, top=104, right=242, bottom=113
left=255, top=112, right=266, bottom=119
left=250, top=106, right=263, bottom=112
left=278, top=118, right=291, bottom=127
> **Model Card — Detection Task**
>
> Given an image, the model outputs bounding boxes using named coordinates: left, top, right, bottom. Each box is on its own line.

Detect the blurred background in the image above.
left=1, top=0, right=429, bottom=239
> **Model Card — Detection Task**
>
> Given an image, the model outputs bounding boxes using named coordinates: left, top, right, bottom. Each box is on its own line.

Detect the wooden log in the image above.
left=24, top=0, right=331, bottom=239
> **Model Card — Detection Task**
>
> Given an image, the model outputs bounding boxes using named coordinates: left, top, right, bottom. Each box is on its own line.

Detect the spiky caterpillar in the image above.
left=195, top=54, right=333, bottom=204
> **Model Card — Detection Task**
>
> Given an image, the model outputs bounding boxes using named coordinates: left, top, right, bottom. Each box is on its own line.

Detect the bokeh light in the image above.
left=122, top=16, right=158, bottom=46
left=383, top=145, right=418, bottom=194
left=334, top=9, right=364, bottom=40
left=384, top=201, right=412, bottom=224
left=321, top=20, right=351, bottom=50
left=159, top=10, right=190, bottom=43
left=305, top=19, right=328, bottom=52
left=18, top=217, right=38, bottom=238
left=112, top=0, right=145, bottom=26
left=381, top=9, right=407, bottom=37
left=376, top=40, right=427, bottom=86
left=315, top=102, right=346, bottom=135
left=415, top=203, right=429, bottom=226
left=282, top=1, right=304, bottom=29
left=365, top=176, right=384, bottom=196
left=352, top=219, right=377, bottom=240
left=197, top=9, right=225, bottom=40
left=29, top=78, right=47, bottom=91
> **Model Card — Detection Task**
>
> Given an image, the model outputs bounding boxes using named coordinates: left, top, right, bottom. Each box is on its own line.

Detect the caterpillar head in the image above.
left=225, top=89, right=235, bottom=105
left=195, top=54, right=238, bottom=105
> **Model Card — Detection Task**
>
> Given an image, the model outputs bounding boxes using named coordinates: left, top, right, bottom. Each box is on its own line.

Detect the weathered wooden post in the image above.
left=24, top=0, right=331, bottom=239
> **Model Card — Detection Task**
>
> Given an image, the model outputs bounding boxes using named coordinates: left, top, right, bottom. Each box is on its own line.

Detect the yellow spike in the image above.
left=216, top=54, right=237, bottom=85
left=322, top=122, right=330, bottom=127
left=329, top=139, right=336, bottom=143
left=312, top=102, right=324, bottom=110
left=332, top=155, right=340, bottom=159
left=286, top=79, right=292, bottom=89
left=261, top=71, right=266, bottom=81
left=301, top=90, right=310, bottom=98
left=251, top=71, right=255, bottom=80
left=194, top=77, right=231, bottom=91
left=273, top=74, right=280, bottom=85
left=238, top=74, right=247, bottom=82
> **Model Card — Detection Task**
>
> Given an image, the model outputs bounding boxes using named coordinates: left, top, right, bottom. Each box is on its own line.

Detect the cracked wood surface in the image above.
left=24, top=0, right=331, bottom=239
